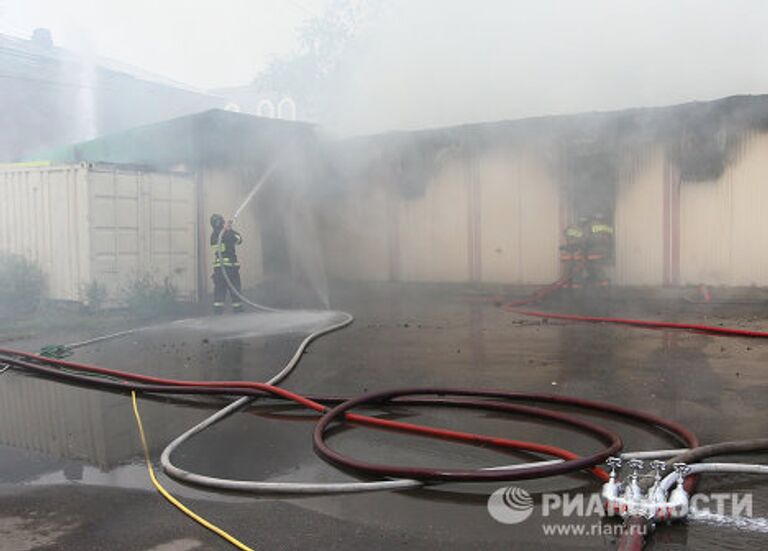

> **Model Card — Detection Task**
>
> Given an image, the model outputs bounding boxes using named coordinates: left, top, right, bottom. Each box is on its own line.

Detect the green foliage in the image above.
left=39, top=344, right=74, bottom=359
left=123, top=273, right=178, bottom=317
left=0, top=253, right=46, bottom=316
left=251, top=0, right=368, bottom=118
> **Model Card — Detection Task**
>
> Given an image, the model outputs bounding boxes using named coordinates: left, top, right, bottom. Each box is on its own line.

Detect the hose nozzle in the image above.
left=672, top=463, right=691, bottom=485
left=628, top=459, right=644, bottom=481
left=606, top=456, right=622, bottom=479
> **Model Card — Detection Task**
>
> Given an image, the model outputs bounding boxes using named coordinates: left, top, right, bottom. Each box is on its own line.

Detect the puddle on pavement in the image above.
left=1, top=295, right=767, bottom=549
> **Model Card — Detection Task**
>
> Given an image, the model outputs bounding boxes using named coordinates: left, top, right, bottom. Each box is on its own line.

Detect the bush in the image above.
left=123, top=273, right=178, bottom=317
left=0, top=253, right=46, bottom=316
left=84, top=280, right=109, bottom=311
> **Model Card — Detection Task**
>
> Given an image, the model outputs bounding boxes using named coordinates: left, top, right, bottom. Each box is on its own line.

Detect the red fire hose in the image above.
left=0, top=347, right=611, bottom=481
left=502, top=278, right=766, bottom=549
left=0, top=346, right=698, bottom=484
left=504, top=263, right=768, bottom=338
left=510, top=309, right=768, bottom=338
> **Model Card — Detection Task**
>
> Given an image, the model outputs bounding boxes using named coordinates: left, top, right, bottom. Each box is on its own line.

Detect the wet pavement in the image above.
left=1, top=283, right=767, bottom=549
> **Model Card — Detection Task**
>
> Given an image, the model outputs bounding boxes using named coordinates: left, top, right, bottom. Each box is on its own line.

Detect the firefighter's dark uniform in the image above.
left=560, top=224, right=586, bottom=288
left=586, top=218, right=614, bottom=287
left=211, top=228, right=243, bottom=313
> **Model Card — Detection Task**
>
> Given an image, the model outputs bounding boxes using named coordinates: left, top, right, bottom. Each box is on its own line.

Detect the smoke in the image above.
left=72, top=48, right=98, bottom=142
left=326, top=0, right=768, bottom=135
left=250, top=143, right=332, bottom=310
left=285, top=184, right=331, bottom=309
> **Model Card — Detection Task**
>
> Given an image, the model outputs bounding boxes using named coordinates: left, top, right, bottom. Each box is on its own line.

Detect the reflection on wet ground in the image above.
left=0, top=284, right=767, bottom=549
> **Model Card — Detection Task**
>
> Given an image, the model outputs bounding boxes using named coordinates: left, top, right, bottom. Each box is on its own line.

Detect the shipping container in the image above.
left=0, top=163, right=197, bottom=303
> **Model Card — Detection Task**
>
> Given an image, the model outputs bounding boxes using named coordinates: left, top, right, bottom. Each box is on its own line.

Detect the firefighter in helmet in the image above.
left=210, top=213, right=244, bottom=314
left=585, top=212, right=614, bottom=287
left=560, top=217, right=588, bottom=289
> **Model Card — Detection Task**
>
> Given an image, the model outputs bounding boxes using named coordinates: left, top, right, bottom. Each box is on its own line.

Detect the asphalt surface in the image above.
left=1, top=283, right=767, bottom=550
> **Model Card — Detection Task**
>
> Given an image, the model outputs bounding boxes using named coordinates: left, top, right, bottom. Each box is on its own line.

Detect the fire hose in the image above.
left=12, top=337, right=768, bottom=551
left=502, top=270, right=768, bottom=549
left=4, top=166, right=764, bottom=550
left=3, top=301, right=763, bottom=551
left=504, top=263, right=768, bottom=338
left=0, top=344, right=705, bottom=551
left=0, top=346, right=702, bottom=486
left=7, top=343, right=767, bottom=551
left=511, top=309, right=768, bottom=339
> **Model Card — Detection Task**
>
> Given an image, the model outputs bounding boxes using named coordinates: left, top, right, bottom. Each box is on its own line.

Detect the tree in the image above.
left=251, top=0, right=372, bottom=121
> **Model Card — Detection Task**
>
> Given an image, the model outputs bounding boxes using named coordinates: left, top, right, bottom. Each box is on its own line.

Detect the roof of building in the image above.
left=326, top=94, right=768, bottom=206
left=29, top=109, right=317, bottom=168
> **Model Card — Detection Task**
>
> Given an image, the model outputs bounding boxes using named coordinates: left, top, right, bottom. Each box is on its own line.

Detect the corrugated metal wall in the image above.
left=613, top=148, right=666, bottom=286
left=680, top=133, right=768, bottom=286
left=0, top=165, right=90, bottom=301
left=318, top=147, right=561, bottom=285
left=320, top=176, right=393, bottom=281
left=0, top=367, right=217, bottom=469
left=321, top=133, right=768, bottom=289
left=612, top=133, right=768, bottom=287
left=7, top=135, right=768, bottom=296
left=679, top=176, right=732, bottom=285
left=398, top=158, right=471, bottom=282
left=477, top=150, right=560, bottom=284
left=0, top=375, right=111, bottom=467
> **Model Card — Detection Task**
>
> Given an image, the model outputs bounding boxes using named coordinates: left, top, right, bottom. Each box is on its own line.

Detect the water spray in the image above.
left=231, top=160, right=282, bottom=222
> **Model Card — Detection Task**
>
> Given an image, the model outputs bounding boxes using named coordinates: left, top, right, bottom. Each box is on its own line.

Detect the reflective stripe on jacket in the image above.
left=565, top=226, right=584, bottom=239
left=590, top=223, right=614, bottom=235
left=210, top=229, right=242, bottom=267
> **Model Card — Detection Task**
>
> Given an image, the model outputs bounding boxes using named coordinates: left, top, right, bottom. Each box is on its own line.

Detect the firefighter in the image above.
left=586, top=212, right=614, bottom=287
left=560, top=218, right=587, bottom=289
left=210, top=213, right=244, bottom=314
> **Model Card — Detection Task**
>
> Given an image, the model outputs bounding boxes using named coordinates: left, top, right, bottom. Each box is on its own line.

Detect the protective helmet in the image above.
left=210, top=213, right=225, bottom=229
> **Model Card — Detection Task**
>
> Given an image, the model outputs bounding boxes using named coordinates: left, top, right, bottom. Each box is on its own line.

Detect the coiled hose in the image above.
left=0, top=347, right=702, bottom=487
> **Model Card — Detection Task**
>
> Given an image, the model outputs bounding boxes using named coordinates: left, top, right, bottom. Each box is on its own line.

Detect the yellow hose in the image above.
left=130, top=391, right=255, bottom=551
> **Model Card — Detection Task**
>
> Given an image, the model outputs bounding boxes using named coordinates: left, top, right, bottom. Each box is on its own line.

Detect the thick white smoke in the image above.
left=327, top=0, right=768, bottom=134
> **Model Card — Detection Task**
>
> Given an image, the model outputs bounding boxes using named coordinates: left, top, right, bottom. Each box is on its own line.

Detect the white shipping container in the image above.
left=0, top=163, right=197, bottom=303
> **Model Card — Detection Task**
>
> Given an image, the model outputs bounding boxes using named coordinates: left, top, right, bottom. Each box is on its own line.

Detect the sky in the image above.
left=330, top=0, right=768, bottom=133
left=2, top=0, right=768, bottom=133
left=0, top=0, right=332, bottom=89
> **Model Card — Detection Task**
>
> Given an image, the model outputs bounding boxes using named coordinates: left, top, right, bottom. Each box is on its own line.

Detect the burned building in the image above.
left=317, top=94, right=768, bottom=289
left=4, top=95, right=768, bottom=307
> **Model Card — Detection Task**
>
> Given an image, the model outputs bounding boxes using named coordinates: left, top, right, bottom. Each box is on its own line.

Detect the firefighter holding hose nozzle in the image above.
left=210, top=213, right=244, bottom=314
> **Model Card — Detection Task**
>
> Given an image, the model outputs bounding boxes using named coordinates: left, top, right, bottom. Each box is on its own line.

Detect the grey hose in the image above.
left=67, top=329, right=138, bottom=350
left=158, top=310, right=428, bottom=494
left=666, top=439, right=768, bottom=467
left=621, top=449, right=689, bottom=460
left=161, top=164, right=766, bottom=495
left=660, top=462, right=768, bottom=494
left=163, top=165, right=626, bottom=494
left=159, top=164, right=426, bottom=493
